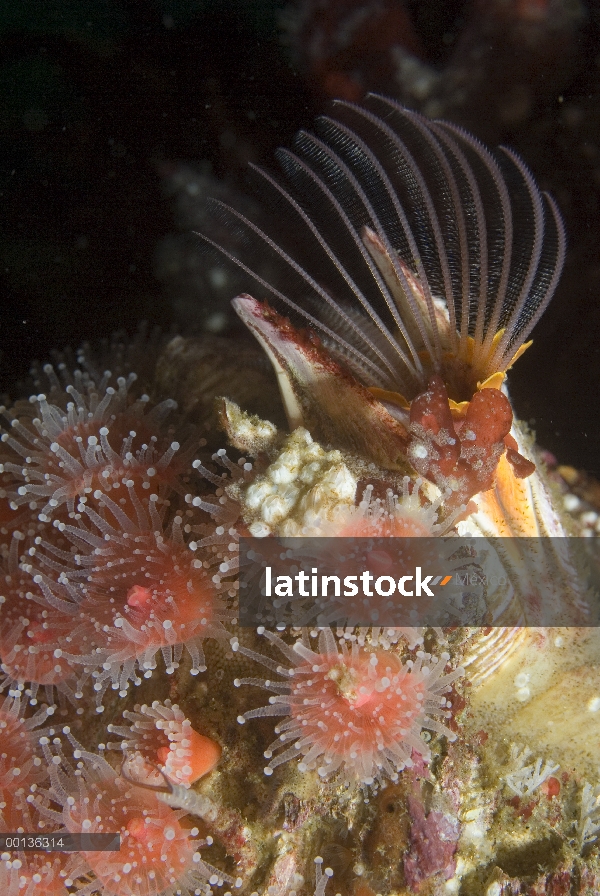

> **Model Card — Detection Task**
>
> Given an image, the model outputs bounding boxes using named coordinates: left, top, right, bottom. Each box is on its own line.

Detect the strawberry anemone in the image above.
left=233, top=627, right=463, bottom=787
left=107, top=699, right=221, bottom=787
left=27, top=491, right=235, bottom=710
left=326, top=478, right=448, bottom=537
left=0, top=365, right=196, bottom=526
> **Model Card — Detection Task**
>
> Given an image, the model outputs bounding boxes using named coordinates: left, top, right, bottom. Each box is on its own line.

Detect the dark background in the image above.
left=1, top=0, right=599, bottom=474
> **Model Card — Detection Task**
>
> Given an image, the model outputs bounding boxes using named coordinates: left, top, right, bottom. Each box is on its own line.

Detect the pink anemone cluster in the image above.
left=32, top=727, right=234, bottom=896
left=0, top=363, right=238, bottom=710
left=0, top=358, right=243, bottom=893
left=0, top=695, right=233, bottom=896
left=0, top=347, right=465, bottom=896
left=28, top=499, right=234, bottom=708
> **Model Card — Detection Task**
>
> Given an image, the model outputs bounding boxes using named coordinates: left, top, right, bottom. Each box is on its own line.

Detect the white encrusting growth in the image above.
left=231, top=428, right=357, bottom=537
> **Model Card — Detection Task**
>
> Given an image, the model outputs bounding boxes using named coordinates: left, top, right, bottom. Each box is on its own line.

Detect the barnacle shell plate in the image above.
left=459, top=421, right=600, bottom=777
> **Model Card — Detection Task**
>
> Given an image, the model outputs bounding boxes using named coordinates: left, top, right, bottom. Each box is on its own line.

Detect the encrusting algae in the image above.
left=0, top=97, right=598, bottom=895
